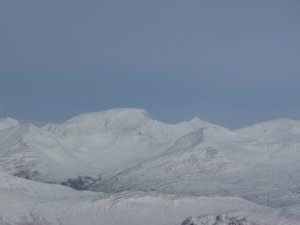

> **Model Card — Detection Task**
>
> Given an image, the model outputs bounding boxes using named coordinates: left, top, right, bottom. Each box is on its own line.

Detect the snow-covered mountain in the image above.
left=0, top=108, right=299, bottom=225
left=0, top=109, right=216, bottom=186
left=94, top=117, right=300, bottom=207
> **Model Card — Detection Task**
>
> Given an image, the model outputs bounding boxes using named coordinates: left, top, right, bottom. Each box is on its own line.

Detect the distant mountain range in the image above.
left=0, top=108, right=299, bottom=225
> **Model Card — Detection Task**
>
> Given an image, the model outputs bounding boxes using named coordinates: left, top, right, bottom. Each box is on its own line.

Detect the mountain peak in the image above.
left=241, top=118, right=299, bottom=129
left=0, top=117, right=20, bottom=131
left=236, top=118, right=300, bottom=135
left=61, top=108, right=151, bottom=133
left=66, top=108, right=150, bottom=123
left=189, top=117, right=213, bottom=126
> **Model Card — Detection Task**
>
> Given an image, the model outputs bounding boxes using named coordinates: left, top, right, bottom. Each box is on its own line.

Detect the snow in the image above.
left=0, top=108, right=210, bottom=183
left=1, top=171, right=299, bottom=225
left=0, top=108, right=299, bottom=225
left=0, top=117, right=20, bottom=131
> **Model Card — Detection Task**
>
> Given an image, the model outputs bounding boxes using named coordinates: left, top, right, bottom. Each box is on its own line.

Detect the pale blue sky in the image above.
left=0, top=0, right=299, bottom=128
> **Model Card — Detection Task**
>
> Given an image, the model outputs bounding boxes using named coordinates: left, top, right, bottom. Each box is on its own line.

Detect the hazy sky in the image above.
left=0, top=0, right=300, bottom=128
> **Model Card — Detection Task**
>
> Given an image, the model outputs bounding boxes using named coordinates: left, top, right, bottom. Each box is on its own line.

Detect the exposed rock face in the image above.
left=181, top=215, right=266, bottom=225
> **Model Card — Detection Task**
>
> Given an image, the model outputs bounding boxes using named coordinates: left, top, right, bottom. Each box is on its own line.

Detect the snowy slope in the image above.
left=0, top=123, right=97, bottom=185
left=0, top=118, right=20, bottom=131
left=93, top=117, right=300, bottom=207
left=0, top=172, right=299, bottom=225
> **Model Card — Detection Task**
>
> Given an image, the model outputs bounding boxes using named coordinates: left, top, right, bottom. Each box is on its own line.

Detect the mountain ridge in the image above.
left=0, top=108, right=300, bottom=224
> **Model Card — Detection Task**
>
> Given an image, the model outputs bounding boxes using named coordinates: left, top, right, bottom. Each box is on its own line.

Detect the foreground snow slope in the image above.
left=0, top=172, right=299, bottom=225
